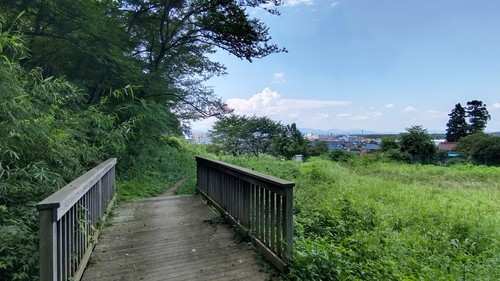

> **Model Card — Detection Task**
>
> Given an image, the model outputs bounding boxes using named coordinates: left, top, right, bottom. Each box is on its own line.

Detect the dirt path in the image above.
left=161, top=177, right=187, bottom=197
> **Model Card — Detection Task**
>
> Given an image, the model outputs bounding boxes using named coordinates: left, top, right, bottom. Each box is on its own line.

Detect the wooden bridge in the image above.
left=37, top=157, right=294, bottom=281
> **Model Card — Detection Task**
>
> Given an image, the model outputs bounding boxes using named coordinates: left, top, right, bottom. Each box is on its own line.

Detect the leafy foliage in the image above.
left=1, top=0, right=285, bottom=124
left=399, top=125, right=436, bottom=163
left=457, top=133, right=500, bottom=166
left=209, top=115, right=282, bottom=156
left=0, top=26, right=132, bottom=280
left=271, top=123, right=310, bottom=159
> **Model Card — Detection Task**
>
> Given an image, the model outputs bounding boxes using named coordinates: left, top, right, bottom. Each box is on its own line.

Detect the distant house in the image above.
left=363, top=143, right=380, bottom=151
left=191, top=133, right=211, bottom=144
left=343, top=141, right=356, bottom=149
left=438, top=142, right=459, bottom=157
left=328, top=144, right=343, bottom=150
left=438, top=142, right=458, bottom=151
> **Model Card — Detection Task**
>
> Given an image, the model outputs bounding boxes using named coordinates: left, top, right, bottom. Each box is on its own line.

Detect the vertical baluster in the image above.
left=57, top=217, right=63, bottom=281
left=270, top=192, right=276, bottom=253
left=283, top=187, right=293, bottom=262
left=230, top=176, right=235, bottom=218
left=69, top=206, right=75, bottom=277
left=65, top=211, right=70, bottom=280
left=264, top=189, right=270, bottom=246
left=255, top=186, right=260, bottom=239
left=250, top=184, right=255, bottom=231
left=276, top=195, right=282, bottom=258
left=235, top=177, right=239, bottom=219
left=239, top=179, right=244, bottom=223
left=259, top=186, right=264, bottom=240
left=242, top=180, right=250, bottom=228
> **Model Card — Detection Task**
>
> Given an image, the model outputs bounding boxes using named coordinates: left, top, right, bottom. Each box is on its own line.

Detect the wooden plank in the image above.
left=81, top=196, right=267, bottom=281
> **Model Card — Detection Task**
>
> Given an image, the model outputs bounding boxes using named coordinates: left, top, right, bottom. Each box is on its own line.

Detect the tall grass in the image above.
left=221, top=156, right=500, bottom=280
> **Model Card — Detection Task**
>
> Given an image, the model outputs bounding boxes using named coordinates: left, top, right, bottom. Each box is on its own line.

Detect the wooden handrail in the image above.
left=196, top=156, right=294, bottom=272
left=37, top=158, right=117, bottom=281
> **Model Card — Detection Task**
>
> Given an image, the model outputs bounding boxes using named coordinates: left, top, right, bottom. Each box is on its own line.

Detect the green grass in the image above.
left=220, top=155, right=500, bottom=280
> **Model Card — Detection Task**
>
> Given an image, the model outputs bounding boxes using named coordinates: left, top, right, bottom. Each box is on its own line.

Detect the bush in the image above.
left=328, top=149, right=357, bottom=162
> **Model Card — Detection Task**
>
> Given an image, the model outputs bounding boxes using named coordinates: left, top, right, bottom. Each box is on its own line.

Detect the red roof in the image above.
left=438, top=142, right=458, bottom=151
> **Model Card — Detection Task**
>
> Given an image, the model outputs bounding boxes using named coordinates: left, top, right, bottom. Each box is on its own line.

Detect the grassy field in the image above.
left=219, top=155, right=500, bottom=280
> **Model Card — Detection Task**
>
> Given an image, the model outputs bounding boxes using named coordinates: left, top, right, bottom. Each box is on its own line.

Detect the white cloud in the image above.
left=421, top=110, right=448, bottom=120
left=312, top=113, right=329, bottom=121
left=227, top=88, right=351, bottom=117
left=386, top=103, right=395, bottom=108
left=337, top=113, right=352, bottom=117
left=491, top=103, right=500, bottom=109
left=273, top=72, right=286, bottom=84
left=350, top=112, right=382, bottom=121
left=331, top=1, right=339, bottom=8
left=284, top=0, right=314, bottom=7
left=403, top=106, right=417, bottom=112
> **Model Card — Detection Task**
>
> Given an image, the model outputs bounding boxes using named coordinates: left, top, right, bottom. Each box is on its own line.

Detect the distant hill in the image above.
left=491, top=132, right=500, bottom=137
left=299, top=128, right=445, bottom=136
left=299, top=128, right=386, bottom=135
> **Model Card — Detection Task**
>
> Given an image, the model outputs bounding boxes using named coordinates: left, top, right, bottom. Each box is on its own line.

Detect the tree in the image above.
left=468, top=137, right=500, bottom=166
left=445, top=103, right=468, bottom=142
left=271, top=123, right=309, bottom=159
left=466, top=100, right=491, bottom=134
left=0, top=0, right=285, bottom=124
left=399, top=125, right=436, bottom=163
left=380, top=136, right=399, bottom=151
left=309, top=140, right=329, bottom=156
left=457, top=133, right=500, bottom=166
left=209, top=115, right=281, bottom=156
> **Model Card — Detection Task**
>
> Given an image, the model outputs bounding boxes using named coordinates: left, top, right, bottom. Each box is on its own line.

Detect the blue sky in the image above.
left=192, top=0, right=500, bottom=133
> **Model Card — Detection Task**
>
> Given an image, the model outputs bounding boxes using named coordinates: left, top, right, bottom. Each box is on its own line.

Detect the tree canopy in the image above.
left=209, top=115, right=282, bottom=156
left=399, top=125, right=436, bottom=163
left=0, top=0, right=285, bottom=128
left=457, top=133, right=500, bottom=166
left=209, top=115, right=309, bottom=158
left=466, top=100, right=491, bottom=134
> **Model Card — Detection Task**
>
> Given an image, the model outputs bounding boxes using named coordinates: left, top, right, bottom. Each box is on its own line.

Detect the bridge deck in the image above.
left=82, top=195, right=268, bottom=281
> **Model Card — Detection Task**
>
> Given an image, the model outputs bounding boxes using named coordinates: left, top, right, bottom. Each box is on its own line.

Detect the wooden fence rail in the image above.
left=196, top=156, right=294, bottom=272
left=37, top=158, right=117, bottom=281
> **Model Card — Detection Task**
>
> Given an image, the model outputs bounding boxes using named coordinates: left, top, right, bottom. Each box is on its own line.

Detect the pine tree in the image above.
left=445, top=103, right=468, bottom=142
left=466, top=100, right=491, bottom=134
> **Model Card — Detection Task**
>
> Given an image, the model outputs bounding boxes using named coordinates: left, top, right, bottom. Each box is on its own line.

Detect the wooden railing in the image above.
left=196, top=156, right=294, bottom=272
left=37, top=158, right=117, bottom=281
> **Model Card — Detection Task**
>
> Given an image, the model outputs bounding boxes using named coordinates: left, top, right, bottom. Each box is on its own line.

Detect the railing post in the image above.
left=39, top=208, right=57, bottom=281
left=284, top=187, right=294, bottom=263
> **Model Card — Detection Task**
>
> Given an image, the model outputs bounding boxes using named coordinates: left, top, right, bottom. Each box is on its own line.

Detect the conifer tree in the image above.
left=466, top=100, right=491, bottom=134
left=445, top=103, right=468, bottom=142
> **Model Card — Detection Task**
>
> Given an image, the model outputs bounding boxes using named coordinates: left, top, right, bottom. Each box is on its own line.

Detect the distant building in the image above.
left=191, top=133, right=211, bottom=144
left=363, top=143, right=381, bottom=151
left=438, top=142, right=459, bottom=157
left=305, top=133, right=320, bottom=141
